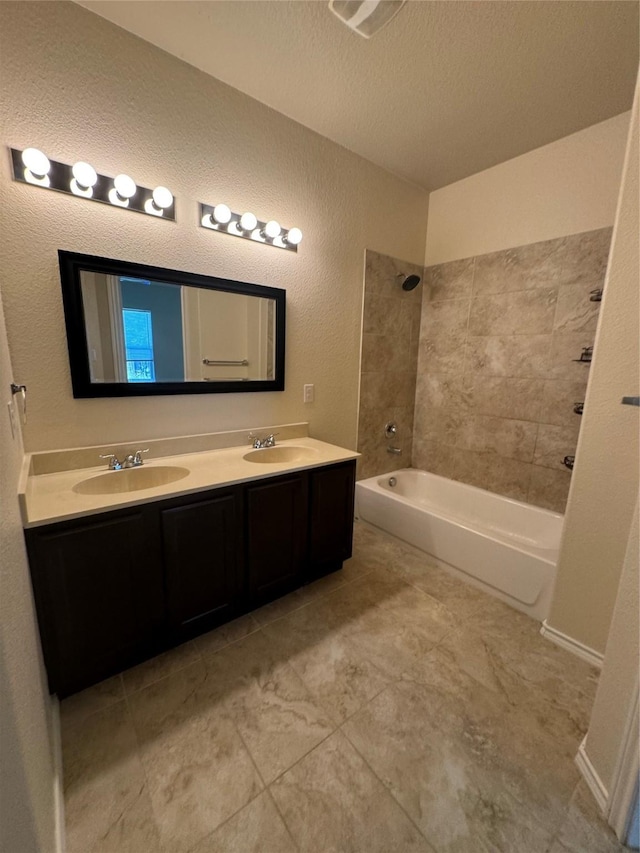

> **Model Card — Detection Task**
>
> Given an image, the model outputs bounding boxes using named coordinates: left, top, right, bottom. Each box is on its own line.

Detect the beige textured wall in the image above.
left=357, top=251, right=423, bottom=479
left=413, top=228, right=611, bottom=512
left=548, top=79, right=639, bottom=655
left=425, top=112, right=629, bottom=266
left=0, top=1, right=428, bottom=454
left=0, top=292, right=56, bottom=852
left=584, top=503, right=638, bottom=793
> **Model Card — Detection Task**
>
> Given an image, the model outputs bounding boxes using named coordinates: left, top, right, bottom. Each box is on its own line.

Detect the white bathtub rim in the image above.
left=358, top=468, right=561, bottom=564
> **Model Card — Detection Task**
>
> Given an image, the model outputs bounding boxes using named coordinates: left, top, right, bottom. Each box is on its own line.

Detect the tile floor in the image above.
left=60, top=522, right=627, bottom=853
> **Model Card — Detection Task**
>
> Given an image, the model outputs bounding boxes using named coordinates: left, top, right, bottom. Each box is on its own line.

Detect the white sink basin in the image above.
left=243, top=446, right=320, bottom=464
left=73, top=465, right=190, bottom=496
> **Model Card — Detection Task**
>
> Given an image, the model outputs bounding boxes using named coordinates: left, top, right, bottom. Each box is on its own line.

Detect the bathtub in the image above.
left=355, top=468, right=563, bottom=621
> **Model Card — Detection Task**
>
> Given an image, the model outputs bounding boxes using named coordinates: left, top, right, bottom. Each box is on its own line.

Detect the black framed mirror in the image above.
left=58, top=251, right=285, bottom=398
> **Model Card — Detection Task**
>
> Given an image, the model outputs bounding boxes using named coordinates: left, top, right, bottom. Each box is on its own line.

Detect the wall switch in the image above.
left=303, top=384, right=314, bottom=403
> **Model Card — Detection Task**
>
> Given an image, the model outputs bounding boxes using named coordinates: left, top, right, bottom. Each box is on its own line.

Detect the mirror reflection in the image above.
left=80, top=272, right=277, bottom=384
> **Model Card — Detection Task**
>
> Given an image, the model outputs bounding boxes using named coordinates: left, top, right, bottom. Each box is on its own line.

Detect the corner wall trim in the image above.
left=540, top=620, right=604, bottom=669
left=576, top=736, right=609, bottom=812
left=51, top=697, right=66, bottom=853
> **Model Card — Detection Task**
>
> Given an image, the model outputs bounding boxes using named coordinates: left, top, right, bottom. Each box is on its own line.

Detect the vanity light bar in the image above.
left=199, top=202, right=302, bottom=253
left=10, top=148, right=176, bottom=221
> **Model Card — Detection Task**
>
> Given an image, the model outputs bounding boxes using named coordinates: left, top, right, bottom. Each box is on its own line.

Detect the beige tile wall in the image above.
left=357, top=251, right=423, bottom=479
left=412, top=228, right=612, bottom=512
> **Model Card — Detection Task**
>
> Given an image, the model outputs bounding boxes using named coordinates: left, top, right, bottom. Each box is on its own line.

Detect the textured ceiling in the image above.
left=78, top=0, right=639, bottom=190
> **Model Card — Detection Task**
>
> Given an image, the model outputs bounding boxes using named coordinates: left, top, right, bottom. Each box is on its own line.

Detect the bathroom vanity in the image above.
left=21, top=432, right=357, bottom=697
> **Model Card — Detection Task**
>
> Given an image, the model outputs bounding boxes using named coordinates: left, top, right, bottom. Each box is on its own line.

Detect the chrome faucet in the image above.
left=122, top=449, right=149, bottom=468
left=99, top=449, right=149, bottom=470
left=248, top=432, right=278, bottom=449
left=99, top=453, right=122, bottom=471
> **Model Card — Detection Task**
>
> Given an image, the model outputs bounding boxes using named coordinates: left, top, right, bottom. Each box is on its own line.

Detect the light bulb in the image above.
left=22, top=148, right=50, bottom=178
left=286, top=227, right=303, bottom=245
left=213, top=203, right=232, bottom=225
left=113, top=174, right=136, bottom=199
left=72, top=161, right=97, bottom=189
left=152, top=186, right=173, bottom=209
left=264, top=220, right=281, bottom=239
left=239, top=212, right=257, bottom=232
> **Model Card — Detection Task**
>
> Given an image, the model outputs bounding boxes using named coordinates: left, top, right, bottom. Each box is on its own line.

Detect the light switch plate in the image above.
left=303, top=384, right=314, bottom=403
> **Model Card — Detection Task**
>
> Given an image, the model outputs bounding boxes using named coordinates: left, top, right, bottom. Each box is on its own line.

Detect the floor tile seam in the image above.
left=337, top=722, right=440, bottom=853
left=373, top=568, right=470, bottom=624
left=252, top=567, right=377, bottom=630
left=285, top=637, right=393, bottom=729
left=179, top=788, right=267, bottom=853
left=58, top=676, right=126, bottom=731
left=396, top=572, right=489, bottom=623
left=195, top=621, right=265, bottom=665
left=502, top=777, right=574, bottom=848
left=262, top=785, right=302, bottom=852
left=118, top=684, right=166, bottom=846
left=264, top=726, right=338, bottom=790
left=124, top=656, right=208, bottom=707
left=121, top=641, right=204, bottom=698
left=208, top=704, right=306, bottom=851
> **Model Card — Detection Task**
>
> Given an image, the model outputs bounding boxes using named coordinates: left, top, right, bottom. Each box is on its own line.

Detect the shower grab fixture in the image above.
left=590, top=289, right=603, bottom=302
left=573, top=402, right=584, bottom=415
left=563, top=456, right=575, bottom=470
left=573, top=346, right=593, bottom=363
left=396, top=273, right=421, bottom=292
left=10, top=148, right=175, bottom=220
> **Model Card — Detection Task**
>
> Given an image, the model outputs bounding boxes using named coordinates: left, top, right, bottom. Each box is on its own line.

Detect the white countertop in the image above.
left=21, top=437, right=359, bottom=528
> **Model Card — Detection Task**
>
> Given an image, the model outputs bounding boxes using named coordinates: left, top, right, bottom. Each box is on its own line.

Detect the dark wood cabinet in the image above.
left=25, top=459, right=356, bottom=697
left=25, top=506, right=164, bottom=697
left=246, top=473, right=308, bottom=604
left=308, top=461, right=356, bottom=579
left=161, top=487, right=243, bottom=642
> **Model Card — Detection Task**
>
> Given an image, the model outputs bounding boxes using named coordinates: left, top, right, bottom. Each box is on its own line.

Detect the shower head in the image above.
left=399, top=273, right=421, bottom=292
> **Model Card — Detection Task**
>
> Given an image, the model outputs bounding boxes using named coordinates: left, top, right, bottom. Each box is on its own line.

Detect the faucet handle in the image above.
left=134, top=448, right=149, bottom=465
left=99, top=453, right=122, bottom=470
left=264, top=432, right=279, bottom=447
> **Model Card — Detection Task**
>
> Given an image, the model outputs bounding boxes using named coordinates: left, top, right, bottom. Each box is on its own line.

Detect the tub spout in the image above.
left=387, top=446, right=402, bottom=455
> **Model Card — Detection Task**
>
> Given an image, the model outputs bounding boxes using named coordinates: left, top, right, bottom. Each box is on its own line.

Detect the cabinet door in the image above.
left=308, top=461, right=356, bottom=579
left=161, top=488, right=243, bottom=641
left=246, top=473, right=308, bottom=603
left=26, top=508, right=164, bottom=697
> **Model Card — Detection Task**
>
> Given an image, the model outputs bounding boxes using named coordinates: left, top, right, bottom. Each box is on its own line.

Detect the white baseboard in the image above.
left=540, top=620, right=604, bottom=669
left=51, top=697, right=66, bottom=853
left=576, top=736, right=609, bottom=812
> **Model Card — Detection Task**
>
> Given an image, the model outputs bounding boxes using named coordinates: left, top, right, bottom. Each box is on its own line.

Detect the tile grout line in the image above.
left=338, top=720, right=440, bottom=853
left=119, top=677, right=167, bottom=850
